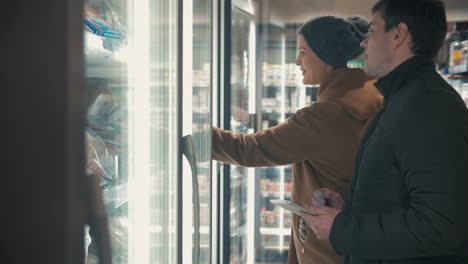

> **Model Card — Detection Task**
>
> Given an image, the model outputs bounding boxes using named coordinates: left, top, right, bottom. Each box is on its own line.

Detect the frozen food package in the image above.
left=84, top=0, right=126, bottom=40
left=87, top=93, right=126, bottom=152
left=86, top=129, right=116, bottom=188
left=88, top=93, right=116, bottom=120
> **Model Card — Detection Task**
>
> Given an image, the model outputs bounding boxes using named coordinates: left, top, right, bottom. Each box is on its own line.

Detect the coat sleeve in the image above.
left=212, top=102, right=347, bottom=167
left=287, top=230, right=299, bottom=264
left=329, top=91, right=468, bottom=259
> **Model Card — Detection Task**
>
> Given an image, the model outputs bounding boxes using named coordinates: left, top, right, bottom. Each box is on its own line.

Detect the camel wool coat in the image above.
left=212, top=68, right=383, bottom=264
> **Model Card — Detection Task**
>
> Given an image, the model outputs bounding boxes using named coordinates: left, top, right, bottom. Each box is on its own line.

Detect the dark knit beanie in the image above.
left=298, top=16, right=369, bottom=68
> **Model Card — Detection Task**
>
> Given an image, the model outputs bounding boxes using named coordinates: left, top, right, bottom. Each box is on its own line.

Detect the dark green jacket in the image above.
left=330, top=55, right=468, bottom=264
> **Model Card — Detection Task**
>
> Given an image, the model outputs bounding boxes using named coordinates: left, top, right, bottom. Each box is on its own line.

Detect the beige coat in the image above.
left=212, top=68, right=383, bottom=264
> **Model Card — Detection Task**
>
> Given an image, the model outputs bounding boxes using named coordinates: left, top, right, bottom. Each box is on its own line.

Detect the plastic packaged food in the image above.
left=84, top=0, right=126, bottom=40
left=461, top=40, right=468, bottom=65
left=86, top=129, right=116, bottom=187
left=449, top=31, right=468, bottom=66
left=87, top=93, right=125, bottom=151
left=86, top=93, right=126, bottom=191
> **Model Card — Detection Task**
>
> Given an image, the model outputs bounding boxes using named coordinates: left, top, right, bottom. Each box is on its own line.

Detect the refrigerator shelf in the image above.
left=260, top=191, right=292, bottom=197
left=85, top=31, right=113, bottom=60
left=259, top=227, right=291, bottom=236
left=145, top=225, right=210, bottom=234
left=440, top=63, right=468, bottom=75
left=260, top=191, right=281, bottom=198
left=85, top=31, right=127, bottom=78
left=230, top=225, right=247, bottom=237
left=262, top=245, right=289, bottom=251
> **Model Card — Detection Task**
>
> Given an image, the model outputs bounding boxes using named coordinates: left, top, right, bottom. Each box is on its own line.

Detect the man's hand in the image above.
left=300, top=205, right=341, bottom=240
left=300, top=188, right=345, bottom=240
left=312, top=188, right=345, bottom=210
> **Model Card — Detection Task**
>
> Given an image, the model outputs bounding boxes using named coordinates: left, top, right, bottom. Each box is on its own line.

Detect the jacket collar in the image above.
left=318, top=68, right=367, bottom=100
left=374, top=55, right=435, bottom=99
left=318, top=68, right=383, bottom=121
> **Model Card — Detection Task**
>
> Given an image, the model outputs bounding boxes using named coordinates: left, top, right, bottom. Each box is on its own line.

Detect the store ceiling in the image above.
left=253, top=0, right=468, bottom=24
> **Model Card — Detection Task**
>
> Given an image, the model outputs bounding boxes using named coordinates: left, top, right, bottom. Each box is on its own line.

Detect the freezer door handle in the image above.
left=182, top=135, right=200, bottom=264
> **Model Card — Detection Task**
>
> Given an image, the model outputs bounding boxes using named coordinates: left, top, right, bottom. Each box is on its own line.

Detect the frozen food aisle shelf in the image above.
left=260, top=191, right=292, bottom=199
left=262, top=246, right=289, bottom=251
left=85, top=31, right=127, bottom=78
left=143, top=225, right=209, bottom=234
left=440, top=63, right=468, bottom=75
left=258, top=62, right=305, bottom=256
left=84, top=31, right=212, bottom=89
left=229, top=225, right=246, bottom=237
left=259, top=227, right=291, bottom=236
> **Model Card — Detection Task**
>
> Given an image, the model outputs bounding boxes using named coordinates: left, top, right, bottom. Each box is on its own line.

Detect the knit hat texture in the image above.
left=299, top=16, right=369, bottom=68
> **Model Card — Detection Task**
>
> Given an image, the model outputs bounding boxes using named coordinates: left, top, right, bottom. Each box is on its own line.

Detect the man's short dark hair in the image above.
left=372, top=0, right=447, bottom=58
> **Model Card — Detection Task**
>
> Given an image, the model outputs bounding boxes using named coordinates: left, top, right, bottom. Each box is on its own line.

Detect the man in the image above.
left=300, top=0, right=468, bottom=263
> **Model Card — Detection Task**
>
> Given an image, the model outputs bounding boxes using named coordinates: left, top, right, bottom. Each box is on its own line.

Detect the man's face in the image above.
left=361, top=11, right=395, bottom=78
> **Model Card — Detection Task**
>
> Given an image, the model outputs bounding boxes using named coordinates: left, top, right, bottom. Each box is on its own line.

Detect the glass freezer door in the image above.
left=227, top=5, right=258, bottom=264
left=83, top=0, right=204, bottom=263
left=181, top=0, right=214, bottom=263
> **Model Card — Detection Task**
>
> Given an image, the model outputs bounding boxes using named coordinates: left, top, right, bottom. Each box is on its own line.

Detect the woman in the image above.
left=212, top=16, right=383, bottom=264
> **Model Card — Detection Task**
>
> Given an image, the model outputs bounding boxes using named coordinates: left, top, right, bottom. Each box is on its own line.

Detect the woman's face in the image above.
left=295, top=35, right=333, bottom=85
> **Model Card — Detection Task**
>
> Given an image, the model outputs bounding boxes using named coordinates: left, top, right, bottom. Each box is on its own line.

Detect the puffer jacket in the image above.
left=330, top=55, right=468, bottom=264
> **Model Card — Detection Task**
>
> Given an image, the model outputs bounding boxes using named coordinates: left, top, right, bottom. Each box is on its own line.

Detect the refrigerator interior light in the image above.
left=182, top=0, right=195, bottom=263
left=279, top=34, right=286, bottom=124
left=248, top=20, right=256, bottom=115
